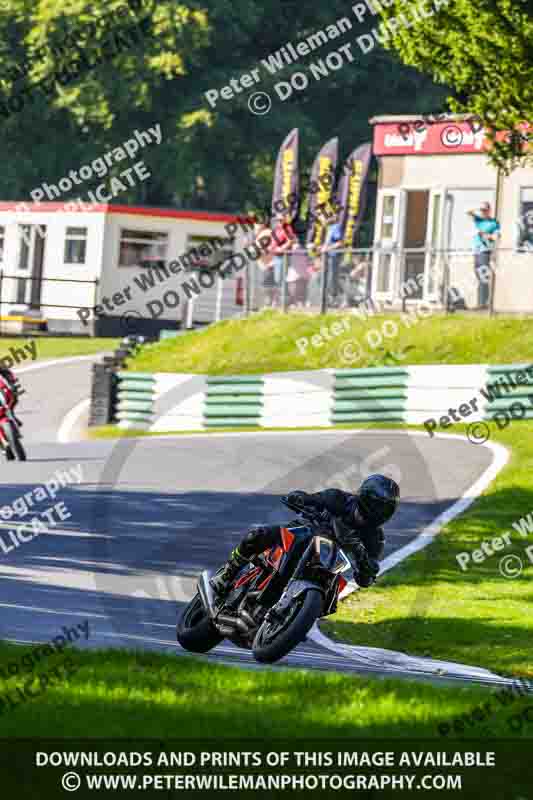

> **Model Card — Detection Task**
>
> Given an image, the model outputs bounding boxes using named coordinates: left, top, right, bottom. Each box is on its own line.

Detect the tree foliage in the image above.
left=380, top=0, right=533, bottom=173
left=0, top=0, right=446, bottom=209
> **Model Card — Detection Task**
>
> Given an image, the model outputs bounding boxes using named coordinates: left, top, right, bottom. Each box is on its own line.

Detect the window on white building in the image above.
left=443, top=189, right=496, bottom=251
left=119, top=229, right=168, bottom=267
left=517, top=188, right=533, bottom=251
left=183, top=234, right=234, bottom=271
left=64, top=227, right=88, bottom=264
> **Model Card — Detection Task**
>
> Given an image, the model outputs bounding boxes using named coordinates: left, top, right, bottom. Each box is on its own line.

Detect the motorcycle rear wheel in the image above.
left=4, top=421, right=25, bottom=461
left=176, top=593, right=223, bottom=653
left=252, top=588, right=323, bottom=664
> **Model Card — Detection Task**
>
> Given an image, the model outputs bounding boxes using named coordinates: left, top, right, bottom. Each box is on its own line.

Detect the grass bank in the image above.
left=0, top=643, right=529, bottom=739
left=323, top=419, right=533, bottom=678
left=0, top=336, right=119, bottom=362
left=124, top=311, right=533, bottom=374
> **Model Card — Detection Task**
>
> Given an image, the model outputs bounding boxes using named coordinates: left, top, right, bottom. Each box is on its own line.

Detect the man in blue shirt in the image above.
left=467, top=201, right=501, bottom=308
left=321, top=214, right=344, bottom=306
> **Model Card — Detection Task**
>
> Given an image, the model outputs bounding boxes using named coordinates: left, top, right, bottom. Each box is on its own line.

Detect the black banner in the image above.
left=305, top=137, right=339, bottom=254
left=337, top=142, right=372, bottom=248
left=271, top=128, right=299, bottom=223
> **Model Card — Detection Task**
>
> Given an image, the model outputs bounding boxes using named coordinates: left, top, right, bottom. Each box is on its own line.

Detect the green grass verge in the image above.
left=87, top=422, right=411, bottom=439
left=0, top=643, right=530, bottom=739
left=0, top=337, right=119, bottom=361
left=89, top=422, right=390, bottom=439
left=323, top=419, right=533, bottom=678
left=124, top=310, right=533, bottom=374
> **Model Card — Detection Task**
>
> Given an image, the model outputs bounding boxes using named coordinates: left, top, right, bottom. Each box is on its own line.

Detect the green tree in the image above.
left=378, top=0, right=533, bottom=172
left=0, top=0, right=446, bottom=211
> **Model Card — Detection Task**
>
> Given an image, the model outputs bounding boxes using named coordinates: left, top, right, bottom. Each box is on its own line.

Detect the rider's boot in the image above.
left=210, top=547, right=250, bottom=596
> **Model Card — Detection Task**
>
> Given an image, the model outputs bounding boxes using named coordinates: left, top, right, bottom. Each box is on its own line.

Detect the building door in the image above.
left=373, top=190, right=402, bottom=300
left=402, top=190, right=429, bottom=299
left=15, top=224, right=46, bottom=309
left=423, top=190, right=444, bottom=301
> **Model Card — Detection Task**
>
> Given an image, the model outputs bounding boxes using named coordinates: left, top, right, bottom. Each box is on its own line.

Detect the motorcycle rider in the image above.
left=212, top=474, right=399, bottom=595
left=0, top=366, right=22, bottom=425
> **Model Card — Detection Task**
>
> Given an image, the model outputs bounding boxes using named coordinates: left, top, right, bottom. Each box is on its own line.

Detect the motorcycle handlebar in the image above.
left=280, top=497, right=368, bottom=555
left=280, top=496, right=335, bottom=532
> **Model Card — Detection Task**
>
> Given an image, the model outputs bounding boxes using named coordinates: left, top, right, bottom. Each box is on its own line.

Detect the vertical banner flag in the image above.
left=271, top=128, right=299, bottom=222
left=306, top=137, right=339, bottom=254
left=337, top=142, right=372, bottom=249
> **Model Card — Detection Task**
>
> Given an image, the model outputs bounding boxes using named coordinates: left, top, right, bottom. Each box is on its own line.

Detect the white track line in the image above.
left=17, top=354, right=100, bottom=374
left=57, top=398, right=91, bottom=443
left=16, top=353, right=105, bottom=443
left=309, top=436, right=510, bottom=680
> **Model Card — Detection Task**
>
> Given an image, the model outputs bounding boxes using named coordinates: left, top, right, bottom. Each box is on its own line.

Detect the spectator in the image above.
left=467, top=201, right=501, bottom=308
left=305, top=252, right=324, bottom=308
left=321, top=213, right=344, bottom=307
left=252, top=222, right=277, bottom=307
left=346, top=254, right=371, bottom=307
left=271, top=214, right=297, bottom=291
left=286, top=237, right=309, bottom=307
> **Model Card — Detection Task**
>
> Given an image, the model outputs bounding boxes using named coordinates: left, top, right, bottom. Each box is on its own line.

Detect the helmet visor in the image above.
left=356, top=496, right=396, bottom=526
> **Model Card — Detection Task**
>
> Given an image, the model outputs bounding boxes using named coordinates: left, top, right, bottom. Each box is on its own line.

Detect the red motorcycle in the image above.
left=0, top=378, right=26, bottom=461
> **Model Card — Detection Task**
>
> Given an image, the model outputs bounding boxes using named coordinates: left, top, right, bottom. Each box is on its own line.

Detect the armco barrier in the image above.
left=484, top=364, right=533, bottom=421
left=203, top=376, right=264, bottom=428
left=115, top=372, right=156, bottom=429
left=331, top=367, right=409, bottom=424
left=110, top=362, right=533, bottom=432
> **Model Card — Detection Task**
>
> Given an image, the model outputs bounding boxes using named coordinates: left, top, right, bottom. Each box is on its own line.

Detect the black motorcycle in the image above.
left=176, top=495, right=358, bottom=663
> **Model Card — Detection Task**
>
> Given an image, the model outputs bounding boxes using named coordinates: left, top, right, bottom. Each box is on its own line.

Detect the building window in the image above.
left=183, top=234, right=234, bottom=271
left=18, top=225, right=31, bottom=270
left=119, top=229, right=168, bottom=267
left=380, top=195, right=396, bottom=240
left=64, top=227, right=87, bottom=264
left=517, top=188, right=533, bottom=251
left=443, top=189, right=496, bottom=251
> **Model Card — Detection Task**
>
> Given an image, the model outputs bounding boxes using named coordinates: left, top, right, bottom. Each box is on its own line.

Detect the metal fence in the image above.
left=244, top=245, right=524, bottom=316
left=0, top=271, right=98, bottom=332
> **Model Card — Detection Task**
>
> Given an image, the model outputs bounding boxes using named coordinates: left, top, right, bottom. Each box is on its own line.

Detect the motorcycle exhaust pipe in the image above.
left=198, top=571, right=216, bottom=617
left=217, top=613, right=249, bottom=634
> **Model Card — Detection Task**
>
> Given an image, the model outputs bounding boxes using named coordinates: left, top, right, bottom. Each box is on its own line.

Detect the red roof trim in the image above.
left=0, top=202, right=240, bottom=223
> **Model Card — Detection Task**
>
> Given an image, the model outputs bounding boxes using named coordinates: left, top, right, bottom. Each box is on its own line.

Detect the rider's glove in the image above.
left=349, top=538, right=379, bottom=588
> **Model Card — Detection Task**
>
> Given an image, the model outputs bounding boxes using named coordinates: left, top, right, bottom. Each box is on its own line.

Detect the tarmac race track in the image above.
left=0, top=357, right=522, bottom=689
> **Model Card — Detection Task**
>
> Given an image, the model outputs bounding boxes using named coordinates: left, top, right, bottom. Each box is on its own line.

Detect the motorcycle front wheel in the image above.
left=252, top=588, right=323, bottom=664
left=4, top=421, right=25, bottom=461
left=176, top=593, right=223, bottom=653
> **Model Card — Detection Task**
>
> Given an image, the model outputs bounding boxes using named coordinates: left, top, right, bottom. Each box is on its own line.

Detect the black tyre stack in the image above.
left=88, top=335, right=150, bottom=427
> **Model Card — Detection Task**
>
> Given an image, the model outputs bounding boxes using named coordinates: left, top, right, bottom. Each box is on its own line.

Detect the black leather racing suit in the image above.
left=238, top=489, right=384, bottom=587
